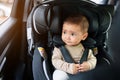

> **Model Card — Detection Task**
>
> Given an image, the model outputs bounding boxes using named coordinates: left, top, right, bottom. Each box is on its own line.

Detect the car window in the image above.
left=90, top=0, right=108, bottom=4
left=0, top=0, right=14, bottom=24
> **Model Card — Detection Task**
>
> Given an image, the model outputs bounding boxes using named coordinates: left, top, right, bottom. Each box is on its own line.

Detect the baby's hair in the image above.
left=64, top=13, right=89, bottom=33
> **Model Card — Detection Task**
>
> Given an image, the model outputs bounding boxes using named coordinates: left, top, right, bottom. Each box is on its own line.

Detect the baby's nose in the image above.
left=65, top=35, right=70, bottom=40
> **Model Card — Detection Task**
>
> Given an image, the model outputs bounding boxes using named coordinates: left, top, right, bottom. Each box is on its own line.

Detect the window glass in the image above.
left=0, top=0, right=14, bottom=24
left=90, top=0, right=107, bottom=4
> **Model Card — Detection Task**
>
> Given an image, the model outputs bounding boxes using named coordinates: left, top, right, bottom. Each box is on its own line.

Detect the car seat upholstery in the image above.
left=27, top=0, right=114, bottom=80
left=108, top=1, right=120, bottom=64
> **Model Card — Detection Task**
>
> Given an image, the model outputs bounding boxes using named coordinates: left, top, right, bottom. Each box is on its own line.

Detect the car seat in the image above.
left=26, top=0, right=114, bottom=80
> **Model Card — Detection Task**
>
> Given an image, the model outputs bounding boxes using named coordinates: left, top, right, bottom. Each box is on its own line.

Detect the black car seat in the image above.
left=26, top=0, right=114, bottom=80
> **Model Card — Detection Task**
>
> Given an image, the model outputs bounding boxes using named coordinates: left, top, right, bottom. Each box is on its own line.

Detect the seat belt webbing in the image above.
left=60, top=46, right=89, bottom=64
left=60, top=46, right=75, bottom=63
left=79, top=48, right=89, bottom=64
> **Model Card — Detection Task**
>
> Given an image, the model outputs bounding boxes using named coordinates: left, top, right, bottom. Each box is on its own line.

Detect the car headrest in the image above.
left=96, top=5, right=114, bottom=34
left=32, top=0, right=113, bottom=40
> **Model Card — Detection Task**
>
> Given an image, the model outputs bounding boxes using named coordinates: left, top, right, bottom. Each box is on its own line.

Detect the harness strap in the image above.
left=79, top=48, right=89, bottom=64
left=59, top=46, right=89, bottom=64
left=60, top=46, right=75, bottom=63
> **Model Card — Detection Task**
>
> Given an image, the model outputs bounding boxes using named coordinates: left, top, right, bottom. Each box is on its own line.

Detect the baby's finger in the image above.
left=79, top=69, right=84, bottom=72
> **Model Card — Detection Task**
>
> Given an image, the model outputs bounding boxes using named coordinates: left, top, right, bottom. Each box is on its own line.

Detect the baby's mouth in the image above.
left=66, top=41, right=71, bottom=44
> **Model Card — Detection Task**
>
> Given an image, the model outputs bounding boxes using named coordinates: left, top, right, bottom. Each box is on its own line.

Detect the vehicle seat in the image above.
left=26, top=0, right=114, bottom=80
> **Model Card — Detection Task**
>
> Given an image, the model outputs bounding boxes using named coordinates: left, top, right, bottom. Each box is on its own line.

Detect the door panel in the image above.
left=0, top=0, right=27, bottom=79
left=0, top=17, right=22, bottom=78
left=0, top=17, right=17, bottom=55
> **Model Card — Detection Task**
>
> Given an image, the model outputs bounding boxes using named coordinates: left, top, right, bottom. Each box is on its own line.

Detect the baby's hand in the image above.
left=79, top=62, right=90, bottom=72
left=72, top=64, right=80, bottom=74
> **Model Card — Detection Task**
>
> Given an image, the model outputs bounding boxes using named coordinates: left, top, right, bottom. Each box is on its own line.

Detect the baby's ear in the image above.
left=82, top=32, right=88, bottom=40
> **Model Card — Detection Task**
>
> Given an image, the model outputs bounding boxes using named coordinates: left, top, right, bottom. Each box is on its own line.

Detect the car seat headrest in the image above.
left=32, top=0, right=113, bottom=43
left=33, top=4, right=62, bottom=35
left=96, top=5, right=114, bottom=34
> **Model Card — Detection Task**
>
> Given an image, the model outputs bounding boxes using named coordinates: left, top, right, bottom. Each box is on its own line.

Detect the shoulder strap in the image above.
left=59, top=46, right=89, bottom=64
left=79, top=48, right=89, bottom=64
left=59, top=46, right=75, bottom=63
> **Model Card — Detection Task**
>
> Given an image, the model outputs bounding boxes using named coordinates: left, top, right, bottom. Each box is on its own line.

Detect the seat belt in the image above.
left=59, top=46, right=89, bottom=64
left=60, top=46, right=75, bottom=63
left=79, top=48, right=89, bottom=64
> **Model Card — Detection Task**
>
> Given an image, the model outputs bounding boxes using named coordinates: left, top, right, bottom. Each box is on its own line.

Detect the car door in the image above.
left=0, top=0, right=33, bottom=80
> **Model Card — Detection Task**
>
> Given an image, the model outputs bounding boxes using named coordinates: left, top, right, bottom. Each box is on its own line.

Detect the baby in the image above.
left=52, top=13, right=97, bottom=80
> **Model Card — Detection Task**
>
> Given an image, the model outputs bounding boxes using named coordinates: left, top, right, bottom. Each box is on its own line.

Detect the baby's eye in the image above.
left=71, top=33, right=75, bottom=36
left=63, top=31, right=66, bottom=34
